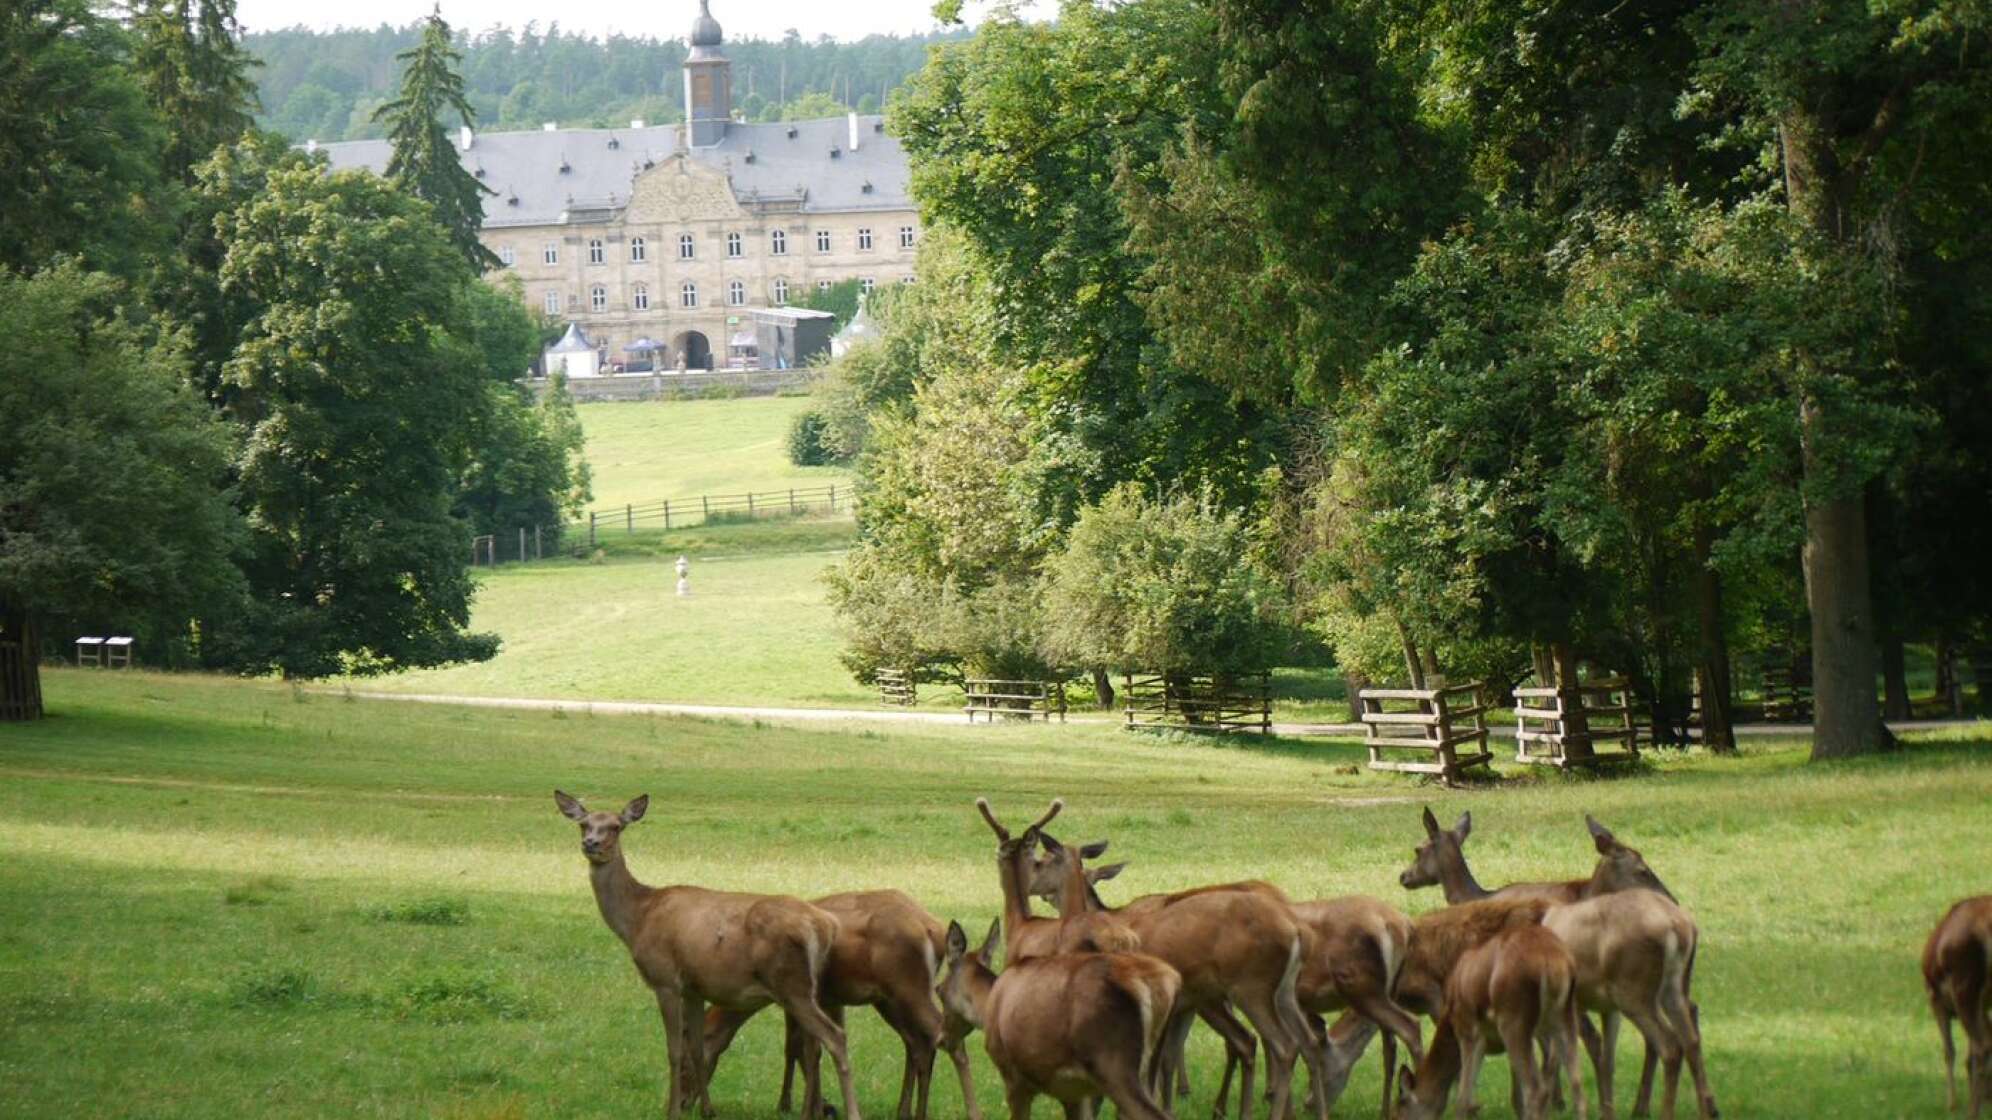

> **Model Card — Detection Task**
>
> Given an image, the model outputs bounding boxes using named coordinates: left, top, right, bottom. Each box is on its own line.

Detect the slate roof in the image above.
left=314, top=115, right=912, bottom=228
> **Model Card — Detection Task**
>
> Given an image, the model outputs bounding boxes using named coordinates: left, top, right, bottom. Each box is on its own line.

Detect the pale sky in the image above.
left=234, top=0, right=1057, bottom=41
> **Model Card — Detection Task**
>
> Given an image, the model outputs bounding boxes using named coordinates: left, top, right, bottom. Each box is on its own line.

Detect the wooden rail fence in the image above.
left=1359, top=682, right=1493, bottom=785
left=964, top=679, right=1067, bottom=723
left=876, top=668, right=916, bottom=707
left=1513, top=678, right=1642, bottom=767
left=1122, top=672, right=1271, bottom=734
left=570, top=484, right=845, bottom=552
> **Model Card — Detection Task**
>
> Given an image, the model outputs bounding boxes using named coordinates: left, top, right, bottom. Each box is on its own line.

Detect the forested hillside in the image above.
left=246, top=24, right=966, bottom=143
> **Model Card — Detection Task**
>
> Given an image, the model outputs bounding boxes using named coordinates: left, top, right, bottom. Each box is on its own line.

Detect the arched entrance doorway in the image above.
left=672, top=330, right=713, bottom=371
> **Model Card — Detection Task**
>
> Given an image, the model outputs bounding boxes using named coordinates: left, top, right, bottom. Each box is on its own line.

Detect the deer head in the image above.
left=936, top=917, right=1000, bottom=1043
left=555, top=789, right=649, bottom=865
left=1393, top=1064, right=1445, bottom=1120
left=975, top=796, right=1065, bottom=886
left=1400, top=806, right=1471, bottom=890
left=1026, top=836, right=1126, bottom=904
left=1583, top=814, right=1674, bottom=901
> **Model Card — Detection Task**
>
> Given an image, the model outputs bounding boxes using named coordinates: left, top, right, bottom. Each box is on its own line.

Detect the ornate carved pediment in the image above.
left=624, top=153, right=742, bottom=225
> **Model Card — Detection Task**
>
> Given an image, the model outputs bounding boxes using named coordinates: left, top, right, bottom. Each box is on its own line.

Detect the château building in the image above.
left=315, top=1, right=919, bottom=371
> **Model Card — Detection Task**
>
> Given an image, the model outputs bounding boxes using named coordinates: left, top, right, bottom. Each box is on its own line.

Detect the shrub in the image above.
left=786, top=408, right=834, bottom=466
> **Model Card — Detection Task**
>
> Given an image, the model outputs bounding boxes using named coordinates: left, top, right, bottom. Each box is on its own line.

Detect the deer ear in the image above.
left=620, top=795, right=650, bottom=824
left=944, top=920, right=968, bottom=960
left=555, top=790, right=587, bottom=821
left=1586, top=814, right=1616, bottom=852
left=1089, top=861, right=1128, bottom=884
left=1455, top=811, right=1472, bottom=842
left=978, top=917, right=1001, bottom=963
left=1079, top=840, right=1110, bottom=859
left=1421, top=806, right=1440, bottom=837
left=1035, top=829, right=1065, bottom=855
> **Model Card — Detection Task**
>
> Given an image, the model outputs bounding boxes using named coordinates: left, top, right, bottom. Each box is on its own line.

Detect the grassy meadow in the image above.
left=576, top=397, right=850, bottom=512
left=4, top=668, right=1989, bottom=1118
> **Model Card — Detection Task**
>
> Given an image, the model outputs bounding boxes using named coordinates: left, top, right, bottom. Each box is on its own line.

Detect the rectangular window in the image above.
left=728, top=280, right=746, bottom=306
left=588, top=240, right=604, bottom=265
left=816, top=230, right=832, bottom=253
left=590, top=286, right=607, bottom=312
left=543, top=242, right=559, bottom=265
left=771, top=230, right=788, bottom=255
left=543, top=290, right=561, bottom=315
left=860, top=277, right=875, bottom=295
left=727, top=232, right=743, bottom=258
left=499, top=245, right=516, bottom=267
left=899, top=226, right=916, bottom=249
left=817, top=279, right=832, bottom=293
left=857, top=228, right=873, bottom=251
left=678, top=233, right=696, bottom=260
left=773, top=279, right=789, bottom=303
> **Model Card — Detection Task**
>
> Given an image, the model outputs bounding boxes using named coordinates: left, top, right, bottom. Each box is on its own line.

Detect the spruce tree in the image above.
left=131, top=0, right=260, bottom=183
left=374, top=9, right=500, bottom=272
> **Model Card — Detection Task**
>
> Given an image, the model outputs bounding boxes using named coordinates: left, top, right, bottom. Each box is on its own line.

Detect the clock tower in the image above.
left=684, top=0, right=731, bottom=148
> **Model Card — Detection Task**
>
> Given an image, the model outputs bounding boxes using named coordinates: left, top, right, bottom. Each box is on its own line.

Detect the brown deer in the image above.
left=935, top=917, right=1181, bottom=1120
left=1400, top=807, right=1682, bottom=1114
left=1924, top=895, right=1992, bottom=1118
left=1542, top=890, right=1716, bottom=1120
left=1028, top=826, right=1328, bottom=1120
left=1039, top=846, right=1422, bottom=1119
left=1393, top=922, right=1588, bottom=1120
left=553, top=791, right=862, bottom=1120
left=1398, top=808, right=1674, bottom=906
left=1391, top=895, right=1557, bottom=1022
left=701, top=890, right=979, bottom=1120
left=975, top=797, right=1138, bottom=965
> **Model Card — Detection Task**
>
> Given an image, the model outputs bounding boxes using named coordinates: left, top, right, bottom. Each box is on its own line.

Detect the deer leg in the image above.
left=945, top=1037, right=983, bottom=1120
left=1594, top=1011, right=1621, bottom=1120
left=1456, top=1023, right=1485, bottom=1117
left=1232, top=987, right=1298, bottom=1120
left=677, top=993, right=716, bottom=1120
left=1003, top=1076, right=1036, bottom=1120
left=657, top=989, right=689, bottom=1120
left=1632, top=1037, right=1659, bottom=1118
left=1935, top=1000, right=1957, bottom=1114
left=1272, top=972, right=1331, bottom=1120
left=1658, top=974, right=1716, bottom=1119
left=789, top=997, right=864, bottom=1120
left=1560, top=1006, right=1591, bottom=1120
left=1200, top=1002, right=1260, bottom=1120
left=1157, top=1007, right=1198, bottom=1110
left=776, top=1014, right=802, bottom=1114
left=1620, top=1002, right=1680, bottom=1120
left=1952, top=967, right=1992, bottom=1120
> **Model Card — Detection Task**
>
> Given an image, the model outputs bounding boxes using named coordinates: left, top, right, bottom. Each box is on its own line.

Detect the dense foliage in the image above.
left=246, top=23, right=966, bottom=142
left=825, top=0, right=1992, bottom=759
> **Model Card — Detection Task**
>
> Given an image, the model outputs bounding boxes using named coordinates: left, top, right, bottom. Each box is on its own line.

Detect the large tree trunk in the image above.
left=1782, top=111, right=1895, bottom=760
left=1552, top=641, right=1594, bottom=760
left=1693, top=522, right=1737, bottom=753
left=1090, top=666, right=1116, bottom=712
left=0, top=604, right=44, bottom=722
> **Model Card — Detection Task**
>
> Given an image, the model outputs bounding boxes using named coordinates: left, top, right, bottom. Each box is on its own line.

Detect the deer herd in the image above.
left=555, top=790, right=1992, bottom=1120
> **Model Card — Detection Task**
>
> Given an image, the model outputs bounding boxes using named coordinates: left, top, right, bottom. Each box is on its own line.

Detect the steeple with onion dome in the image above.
left=684, top=1, right=732, bottom=147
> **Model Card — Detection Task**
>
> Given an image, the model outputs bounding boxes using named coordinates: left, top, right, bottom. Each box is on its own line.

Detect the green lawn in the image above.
left=3, top=668, right=1988, bottom=1118
left=379, top=518, right=870, bottom=708
left=577, top=397, right=850, bottom=512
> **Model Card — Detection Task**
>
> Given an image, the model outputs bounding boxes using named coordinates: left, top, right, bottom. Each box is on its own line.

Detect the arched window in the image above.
left=772, top=278, right=789, bottom=304
left=590, top=285, right=607, bottom=312
left=629, top=237, right=647, bottom=263
left=727, top=279, right=746, bottom=306
left=678, top=233, right=696, bottom=259
left=771, top=230, right=788, bottom=255
left=726, top=232, right=743, bottom=258
left=588, top=239, right=605, bottom=265
left=680, top=281, right=698, bottom=308
left=815, top=229, right=832, bottom=253
left=632, top=283, right=649, bottom=311
left=543, top=290, right=561, bottom=315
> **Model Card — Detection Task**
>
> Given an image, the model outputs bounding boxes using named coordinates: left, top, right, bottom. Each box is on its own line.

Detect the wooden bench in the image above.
left=74, top=637, right=105, bottom=667
left=1360, top=683, right=1492, bottom=785
left=876, top=668, right=916, bottom=707
left=964, top=679, right=1067, bottom=723
left=1122, top=672, right=1271, bottom=734
left=1513, top=678, right=1641, bottom=766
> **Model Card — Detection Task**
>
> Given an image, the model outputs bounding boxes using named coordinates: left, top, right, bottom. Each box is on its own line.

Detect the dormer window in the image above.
left=473, top=164, right=486, bottom=178
left=861, top=181, right=874, bottom=194
left=744, top=150, right=756, bottom=164
left=559, top=157, right=571, bottom=174
left=829, top=146, right=841, bottom=159
left=786, top=125, right=799, bottom=139
left=608, top=136, right=621, bottom=149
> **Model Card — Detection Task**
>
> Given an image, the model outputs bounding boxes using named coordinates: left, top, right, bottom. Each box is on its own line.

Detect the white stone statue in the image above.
left=675, top=555, right=691, bottom=597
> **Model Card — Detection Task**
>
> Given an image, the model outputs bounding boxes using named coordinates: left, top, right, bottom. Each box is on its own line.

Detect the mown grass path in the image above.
left=5, top=670, right=1986, bottom=1118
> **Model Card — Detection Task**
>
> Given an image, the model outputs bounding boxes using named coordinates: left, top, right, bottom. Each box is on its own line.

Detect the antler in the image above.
left=1028, top=798, right=1064, bottom=833
left=975, top=797, right=1010, bottom=841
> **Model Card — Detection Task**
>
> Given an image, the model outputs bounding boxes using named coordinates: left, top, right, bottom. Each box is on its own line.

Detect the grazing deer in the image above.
left=1393, top=922, right=1588, bottom=1120
left=1028, top=826, right=1328, bottom=1120
left=1398, top=808, right=1674, bottom=906
left=1391, top=895, right=1556, bottom=1021
left=1924, top=895, right=1992, bottom=1118
left=1400, top=807, right=1682, bottom=1113
left=1542, top=890, right=1716, bottom=1120
left=702, top=890, right=980, bottom=1120
left=936, top=917, right=1181, bottom=1120
left=553, top=791, right=862, bottom=1120
left=1041, top=845, right=1422, bottom=1119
